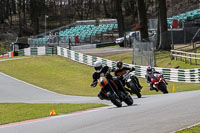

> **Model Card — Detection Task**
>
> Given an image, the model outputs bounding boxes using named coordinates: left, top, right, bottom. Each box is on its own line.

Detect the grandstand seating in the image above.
left=167, top=9, right=200, bottom=27
left=28, top=23, right=118, bottom=47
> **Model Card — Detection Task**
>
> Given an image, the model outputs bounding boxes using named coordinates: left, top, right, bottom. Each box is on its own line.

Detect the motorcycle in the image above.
left=122, top=70, right=142, bottom=98
left=150, top=72, right=168, bottom=94
left=96, top=74, right=133, bottom=107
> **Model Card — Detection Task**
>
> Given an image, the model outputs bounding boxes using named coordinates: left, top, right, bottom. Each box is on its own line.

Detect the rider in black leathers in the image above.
left=114, top=61, right=142, bottom=94
left=91, top=61, right=128, bottom=100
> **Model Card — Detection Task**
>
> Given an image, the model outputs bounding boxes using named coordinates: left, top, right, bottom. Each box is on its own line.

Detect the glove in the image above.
left=90, top=82, right=97, bottom=88
left=130, top=67, right=135, bottom=71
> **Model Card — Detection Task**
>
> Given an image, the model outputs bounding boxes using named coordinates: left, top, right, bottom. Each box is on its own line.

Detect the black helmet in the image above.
left=147, top=66, right=152, bottom=74
left=94, top=61, right=102, bottom=73
left=117, top=61, right=123, bottom=69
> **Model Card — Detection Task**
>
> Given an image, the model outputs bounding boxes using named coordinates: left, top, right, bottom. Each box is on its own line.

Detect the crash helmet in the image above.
left=147, top=66, right=152, bottom=74
left=117, top=61, right=123, bottom=69
left=94, top=61, right=102, bottom=73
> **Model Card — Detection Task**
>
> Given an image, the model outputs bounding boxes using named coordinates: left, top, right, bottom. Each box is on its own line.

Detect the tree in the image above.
left=103, top=0, right=110, bottom=18
left=29, top=0, right=45, bottom=35
left=156, top=0, right=170, bottom=50
left=115, top=0, right=125, bottom=37
left=136, top=0, right=148, bottom=41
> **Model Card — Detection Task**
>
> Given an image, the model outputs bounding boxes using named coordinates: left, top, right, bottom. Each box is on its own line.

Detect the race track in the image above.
left=0, top=72, right=200, bottom=133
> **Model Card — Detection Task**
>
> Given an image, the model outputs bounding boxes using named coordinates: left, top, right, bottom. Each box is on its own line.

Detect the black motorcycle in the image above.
left=122, top=70, right=142, bottom=98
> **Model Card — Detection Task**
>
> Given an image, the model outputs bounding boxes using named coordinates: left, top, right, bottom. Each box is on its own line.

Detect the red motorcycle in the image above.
left=150, top=73, right=168, bottom=94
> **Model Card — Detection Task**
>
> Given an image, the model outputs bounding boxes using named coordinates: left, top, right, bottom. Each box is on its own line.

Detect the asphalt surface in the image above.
left=0, top=72, right=110, bottom=104
left=1, top=72, right=200, bottom=133
left=75, top=47, right=132, bottom=57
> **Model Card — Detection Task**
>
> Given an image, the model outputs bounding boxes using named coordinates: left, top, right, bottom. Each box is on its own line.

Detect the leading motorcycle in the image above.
left=96, top=74, right=133, bottom=107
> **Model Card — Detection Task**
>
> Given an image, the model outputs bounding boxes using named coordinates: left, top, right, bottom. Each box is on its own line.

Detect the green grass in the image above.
left=176, top=124, right=200, bottom=133
left=0, top=103, right=106, bottom=125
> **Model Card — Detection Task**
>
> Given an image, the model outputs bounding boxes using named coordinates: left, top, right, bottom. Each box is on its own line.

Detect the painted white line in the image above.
left=0, top=57, right=30, bottom=62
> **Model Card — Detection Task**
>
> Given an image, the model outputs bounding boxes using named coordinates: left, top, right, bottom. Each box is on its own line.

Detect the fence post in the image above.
left=195, top=54, right=197, bottom=65
left=190, top=54, right=191, bottom=65
left=175, top=51, right=177, bottom=60
left=185, top=53, right=186, bottom=64
left=181, top=53, right=182, bottom=61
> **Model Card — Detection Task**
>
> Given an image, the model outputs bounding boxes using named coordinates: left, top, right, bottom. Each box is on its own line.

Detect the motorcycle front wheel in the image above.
left=107, top=92, right=122, bottom=107
left=158, top=82, right=168, bottom=94
left=129, top=83, right=142, bottom=98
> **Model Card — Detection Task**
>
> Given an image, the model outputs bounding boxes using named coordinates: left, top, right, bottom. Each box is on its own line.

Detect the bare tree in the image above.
left=136, top=0, right=149, bottom=41
left=157, top=0, right=170, bottom=50
left=103, top=0, right=110, bottom=18
left=115, top=0, right=125, bottom=37
left=29, top=0, right=45, bottom=35
left=0, top=0, right=6, bottom=23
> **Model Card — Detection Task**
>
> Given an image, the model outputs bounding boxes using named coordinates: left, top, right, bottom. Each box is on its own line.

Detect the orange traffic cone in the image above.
left=49, top=110, right=56, bottom=116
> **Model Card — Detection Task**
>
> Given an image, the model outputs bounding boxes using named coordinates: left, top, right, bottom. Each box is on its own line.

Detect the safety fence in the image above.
left=18, top=47, right=57, bottom=56
left=57, top=46, right=200, bottom=83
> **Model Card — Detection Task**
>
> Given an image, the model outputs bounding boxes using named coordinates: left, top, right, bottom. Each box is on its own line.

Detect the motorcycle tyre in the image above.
left=130, top=83, right=142, bottom=98
left=158, top=82, right=168, bottom=94
left=123, top=95, right=133, bottom=106
left=107, top=92, right=122, bottom=107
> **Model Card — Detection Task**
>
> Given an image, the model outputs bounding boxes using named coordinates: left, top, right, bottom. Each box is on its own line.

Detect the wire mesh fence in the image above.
left=132, top=39, right=156, bottom=67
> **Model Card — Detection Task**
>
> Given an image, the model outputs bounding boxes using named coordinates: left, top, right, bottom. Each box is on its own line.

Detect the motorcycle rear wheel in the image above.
left=158, top=82, right=168, bottom=94
left=107, top=92, right=122, bottom=107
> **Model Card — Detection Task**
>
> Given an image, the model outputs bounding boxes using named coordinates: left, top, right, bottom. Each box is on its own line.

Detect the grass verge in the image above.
left=176, top=124, right=200, bottom=133
left=0, top=103, right=106, bottom=125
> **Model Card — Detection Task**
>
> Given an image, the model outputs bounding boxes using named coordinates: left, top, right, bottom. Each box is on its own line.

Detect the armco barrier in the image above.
left=57, top=46, right=200, bottom=83
left=18, top=47, right=57, bottom=56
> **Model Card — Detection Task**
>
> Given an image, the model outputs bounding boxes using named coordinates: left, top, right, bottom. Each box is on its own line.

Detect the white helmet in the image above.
left=94, top=61, right=102, bottom=73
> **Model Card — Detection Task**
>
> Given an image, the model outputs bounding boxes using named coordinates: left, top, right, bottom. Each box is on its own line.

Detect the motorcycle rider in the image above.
left=145, top=66, right=168, bottom=91
left=114, top=61, right=143, bottom=93
left=90, top=61, right=128, bottom=100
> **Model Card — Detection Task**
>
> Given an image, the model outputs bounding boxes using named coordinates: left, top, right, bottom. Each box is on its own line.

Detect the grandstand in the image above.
left=167, top=8, right=200, bottom=27
left=28, top=19, right=118, bottom=48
